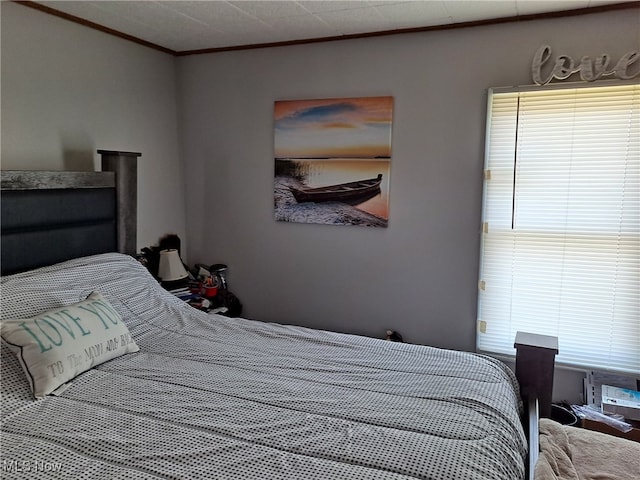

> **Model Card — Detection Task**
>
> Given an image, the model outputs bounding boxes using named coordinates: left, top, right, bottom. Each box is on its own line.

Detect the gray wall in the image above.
left=1, top=2, right=186, bottom=251
left=178, top=9, right=639, bottom=359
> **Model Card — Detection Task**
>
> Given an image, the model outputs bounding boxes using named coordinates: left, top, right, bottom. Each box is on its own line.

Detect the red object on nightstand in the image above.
left=203, top=285, right=218, bottom=298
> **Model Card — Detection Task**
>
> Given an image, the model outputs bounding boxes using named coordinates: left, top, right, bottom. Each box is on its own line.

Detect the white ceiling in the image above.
left=36, top=1, right=625, bottom=53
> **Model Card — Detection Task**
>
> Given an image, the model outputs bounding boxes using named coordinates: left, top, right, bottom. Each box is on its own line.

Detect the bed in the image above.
left=1, top=161, right=529, bottom=479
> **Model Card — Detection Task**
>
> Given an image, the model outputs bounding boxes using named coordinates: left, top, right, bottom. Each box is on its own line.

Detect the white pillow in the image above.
left=1, top=292, right=139, bottom=399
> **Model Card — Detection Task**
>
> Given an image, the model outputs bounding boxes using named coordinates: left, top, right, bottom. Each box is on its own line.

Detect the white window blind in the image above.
left=477, top=83, right=640, bottom=374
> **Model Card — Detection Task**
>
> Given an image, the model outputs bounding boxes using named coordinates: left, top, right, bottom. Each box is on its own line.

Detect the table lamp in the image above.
left=157, top=249, right=188, bottom=285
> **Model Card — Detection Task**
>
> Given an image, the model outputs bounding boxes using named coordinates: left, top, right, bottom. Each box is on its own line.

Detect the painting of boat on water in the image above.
left=274, top=96, right=392, bottom=227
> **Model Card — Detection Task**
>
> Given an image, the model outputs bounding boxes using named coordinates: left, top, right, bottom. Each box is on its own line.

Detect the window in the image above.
left=477, top=83, right=639, bottom=374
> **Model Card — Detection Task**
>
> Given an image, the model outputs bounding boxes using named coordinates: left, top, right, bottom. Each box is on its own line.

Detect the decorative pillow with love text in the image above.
left=1, top=292, right=139, bottom=399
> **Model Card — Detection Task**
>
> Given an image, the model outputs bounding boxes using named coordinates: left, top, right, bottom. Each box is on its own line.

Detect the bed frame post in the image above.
left=527, top=397, right=539, bottom=480
left=98, top=150, right=141, bottom=256
left=514, top=332, right=557, bottom=480
left=514, top=331, right=558, bottom=418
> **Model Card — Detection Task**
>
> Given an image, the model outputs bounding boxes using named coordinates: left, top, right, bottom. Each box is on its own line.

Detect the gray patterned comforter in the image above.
left=1, top=253, right=526, bottom=479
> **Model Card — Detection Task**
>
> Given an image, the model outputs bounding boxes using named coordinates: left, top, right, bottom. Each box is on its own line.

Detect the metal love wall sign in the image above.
left=532, top=45, right=639, bottom=85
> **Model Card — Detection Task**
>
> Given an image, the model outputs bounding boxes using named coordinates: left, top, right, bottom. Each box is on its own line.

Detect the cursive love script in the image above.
left=532, top=45, right=639, bottom=85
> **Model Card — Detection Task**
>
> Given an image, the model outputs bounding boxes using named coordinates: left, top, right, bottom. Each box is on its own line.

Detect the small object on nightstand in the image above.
left=212, top=290, right=242, bottom=317
left=187, top=297, right=211, bottom=312
left=602, top=385, right=640, bottom=422
left=208, top=306, right=228, bottom=315
left=188, top=263, right=242, bottom=317
left=202, top=275, right=219, bottom=298
left=158, top=249, right=189, bottom=290
left=581, top=417, right=640, bottom=443
left=209, top=264, right=228, bottom=291
left=384, top=330, right=403, bottom=342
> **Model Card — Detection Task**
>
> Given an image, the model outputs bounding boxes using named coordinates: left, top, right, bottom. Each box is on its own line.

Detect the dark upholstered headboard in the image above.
left=1, top=150, right=140, bottom=275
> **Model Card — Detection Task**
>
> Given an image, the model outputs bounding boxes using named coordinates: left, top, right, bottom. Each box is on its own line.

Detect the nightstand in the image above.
left=582, top=418, right=640, bottom=443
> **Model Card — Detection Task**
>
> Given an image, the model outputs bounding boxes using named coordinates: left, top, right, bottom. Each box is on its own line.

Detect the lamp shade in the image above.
left=157, top=249, right=188, bottom=281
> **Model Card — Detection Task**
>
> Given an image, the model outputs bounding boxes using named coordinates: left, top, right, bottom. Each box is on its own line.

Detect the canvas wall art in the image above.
left=274, top=96, right=393, bottom=227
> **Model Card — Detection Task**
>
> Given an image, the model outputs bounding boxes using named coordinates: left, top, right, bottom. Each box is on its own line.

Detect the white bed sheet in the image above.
left=1, top=253, right=527, bottom=479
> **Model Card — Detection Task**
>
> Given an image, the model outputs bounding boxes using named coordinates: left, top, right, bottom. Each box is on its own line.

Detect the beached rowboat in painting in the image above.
left=289, top=174, right=383, bottom=203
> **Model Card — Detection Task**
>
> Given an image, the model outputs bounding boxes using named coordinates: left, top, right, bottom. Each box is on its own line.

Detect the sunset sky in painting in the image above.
left=274, top=97, right=393, bottom=159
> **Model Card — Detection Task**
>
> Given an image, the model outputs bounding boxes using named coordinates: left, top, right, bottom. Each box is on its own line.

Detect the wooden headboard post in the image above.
left=98, top=150, right=141, bottom=256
